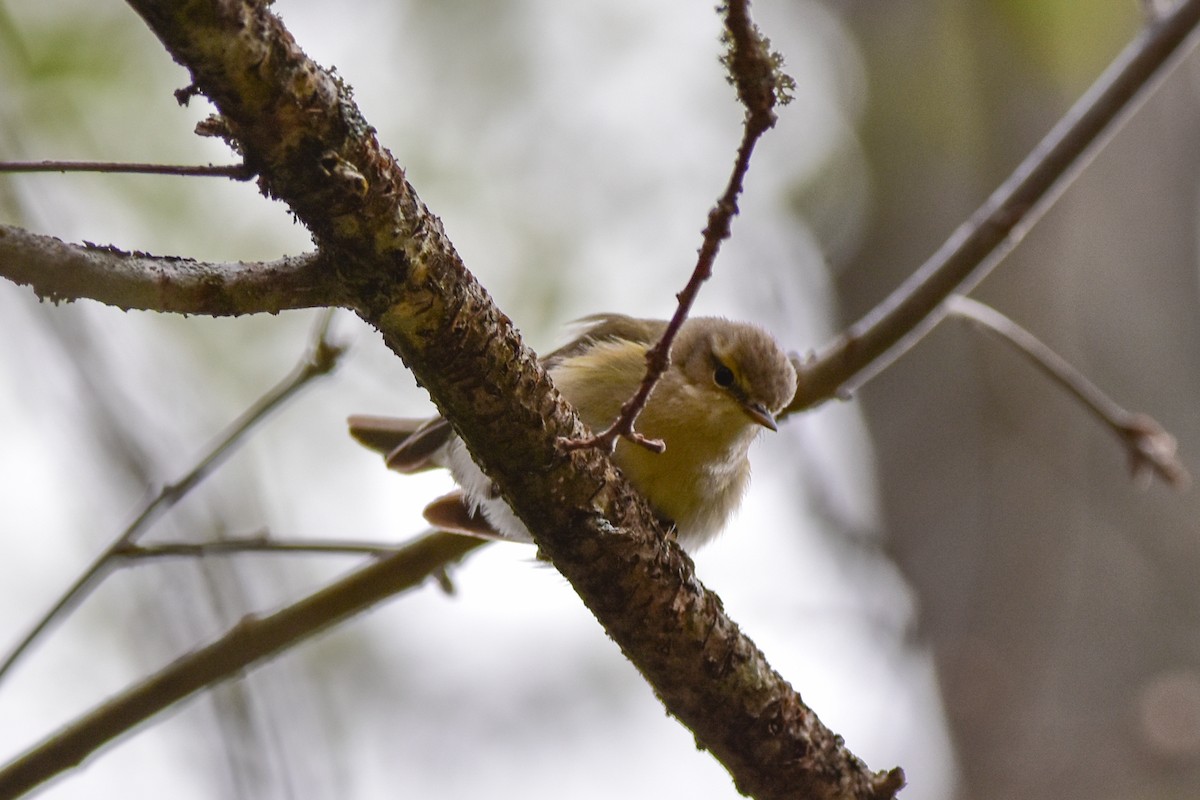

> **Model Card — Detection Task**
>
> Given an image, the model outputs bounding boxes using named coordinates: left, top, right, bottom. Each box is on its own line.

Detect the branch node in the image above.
left=174, top=83, right=202, bottom=106
left=1120, top=412, right=1190, bottom=489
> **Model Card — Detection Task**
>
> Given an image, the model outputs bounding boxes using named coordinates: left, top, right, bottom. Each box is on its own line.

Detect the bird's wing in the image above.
left=542, top=314, right=667, bottom=366
left=350, top=316, right=668, bottom=469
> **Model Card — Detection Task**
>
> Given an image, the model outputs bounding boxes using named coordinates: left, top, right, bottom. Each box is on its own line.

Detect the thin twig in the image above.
left=0, top=530, right=488, bottom=799
left=784, top=0, right=1200, bottom=415
left=561, top=0, right=789, bottom=454
left=0, top=159, right=254, bottom=180
left=946, top=295, right=1189, bottom=488
left=0, top=310, right=347, bottom=685
left=116, top=534, right=409, bottom=560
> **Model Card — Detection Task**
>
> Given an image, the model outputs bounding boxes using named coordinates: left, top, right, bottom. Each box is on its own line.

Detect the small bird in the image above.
left=348, top=314, right=797, bottom=551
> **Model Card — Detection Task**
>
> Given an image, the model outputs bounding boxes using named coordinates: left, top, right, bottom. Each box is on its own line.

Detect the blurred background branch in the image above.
left=0, top=311, right=345, bottom=686
left=946, top=294, right=1188, bottom=488
left=0, top=530, right=487, bottom=800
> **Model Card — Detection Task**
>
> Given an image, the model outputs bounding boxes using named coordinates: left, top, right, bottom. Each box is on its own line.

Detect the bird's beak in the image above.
left=742, top=401, right=778, bottom=432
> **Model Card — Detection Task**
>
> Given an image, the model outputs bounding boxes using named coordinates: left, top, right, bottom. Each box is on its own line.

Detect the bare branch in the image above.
left=0, top=159, right=253, bottom=179
left=0, top=225, right=345, bottom=314
left=946, top=295, right=1189, bottom=489
left=115, top=533, right=413, bottom=560
left=0, top=311, right=347, bottom=686
left=784, top=0, right=1200, bottom=415
left=0, top=531, right=487, bottom=800
left=117, top=532, right=474, bottom=596
left=562, top=0, right=790, bottom=455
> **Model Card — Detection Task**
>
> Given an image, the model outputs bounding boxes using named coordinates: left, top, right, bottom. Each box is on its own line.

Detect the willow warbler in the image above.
left=349, top=314, right=796, bottom=550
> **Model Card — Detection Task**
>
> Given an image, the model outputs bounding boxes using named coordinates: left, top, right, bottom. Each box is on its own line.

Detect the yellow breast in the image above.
left=551, top=339, right=759, bottom=547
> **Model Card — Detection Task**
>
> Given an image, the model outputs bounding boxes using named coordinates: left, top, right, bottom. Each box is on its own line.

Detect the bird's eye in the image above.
left=713, top=363, right=735, bottom=388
